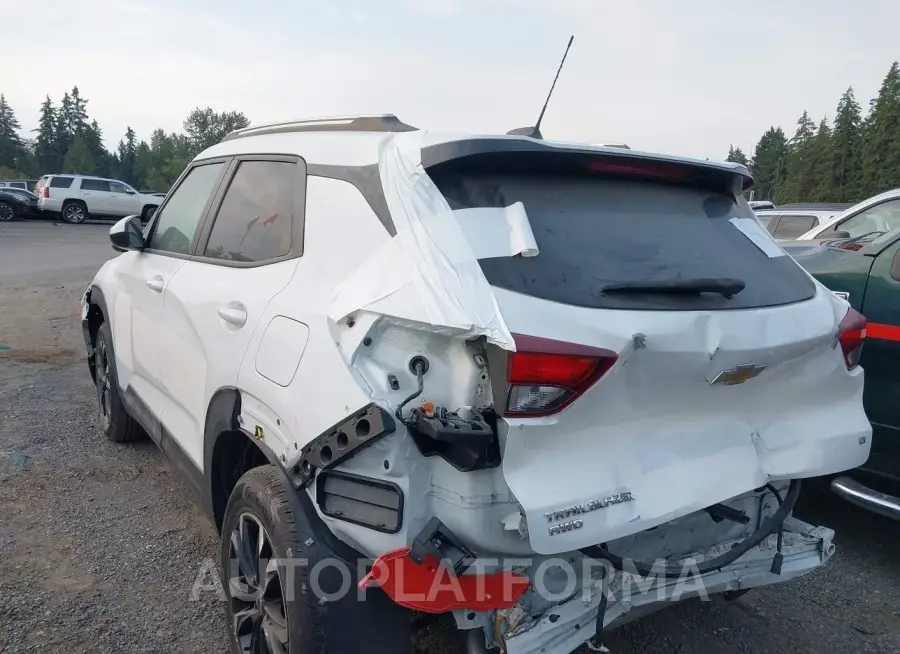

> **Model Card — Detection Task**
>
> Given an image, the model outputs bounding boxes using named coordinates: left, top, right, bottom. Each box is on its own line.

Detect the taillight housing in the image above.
left=503, top=334, right=618, bottom=417
left=40, top=186, right=49, bottom=198
left=837, top=307, right=866, bottom=370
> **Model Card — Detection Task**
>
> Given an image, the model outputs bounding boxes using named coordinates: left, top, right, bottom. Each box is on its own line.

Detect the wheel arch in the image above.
left=204, top=387, right=283, bottom=533
left=84, top=285, right=110, bottom=383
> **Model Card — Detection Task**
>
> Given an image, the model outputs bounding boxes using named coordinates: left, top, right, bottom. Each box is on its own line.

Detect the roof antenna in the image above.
left=507, top=35, right=574, bottom=140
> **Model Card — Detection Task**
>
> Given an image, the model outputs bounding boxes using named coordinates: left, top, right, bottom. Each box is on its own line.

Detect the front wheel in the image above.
left=0, top=201, right=15, bottom=221
left=94, top=322, right=144, bottom=442
left=61, top=201, right=87, bottom=224
left=220, top=466, right=413, bottom=654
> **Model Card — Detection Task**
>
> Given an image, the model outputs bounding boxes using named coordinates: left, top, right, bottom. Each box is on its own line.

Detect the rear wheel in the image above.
left=220, top=466, right=413, bottom=654
left=0, top=201, right=15, bottom=221
left=61, top=201, right=87, bottom=224
left=94, top=322, right=144, bottom=442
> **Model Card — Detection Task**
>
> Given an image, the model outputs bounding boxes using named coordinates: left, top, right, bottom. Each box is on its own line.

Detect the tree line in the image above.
left=0, top=86, right=248, bottom=192
left=727, top=61, right=900, bottom=204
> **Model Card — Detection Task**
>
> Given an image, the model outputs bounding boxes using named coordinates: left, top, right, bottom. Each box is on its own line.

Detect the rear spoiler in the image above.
left=421, top=138, right=753, bottom=193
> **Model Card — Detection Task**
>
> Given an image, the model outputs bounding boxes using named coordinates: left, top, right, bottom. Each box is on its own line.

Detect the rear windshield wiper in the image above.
left=601, top=277, right=746, bottom=298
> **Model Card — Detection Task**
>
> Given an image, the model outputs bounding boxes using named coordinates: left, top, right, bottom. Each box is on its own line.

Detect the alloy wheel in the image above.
left=0, top=202, right=13, bottom=221
left=95, top=338, right=112, bottom=430
left=228, top=513, right=289, bottom=654
left=64, top=204, right=85, bottom=223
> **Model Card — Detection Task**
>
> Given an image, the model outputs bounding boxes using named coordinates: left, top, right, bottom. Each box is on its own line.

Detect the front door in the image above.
left=108, top=181, right=142, bottom=217
left=158, top=156, right=305, bottom=468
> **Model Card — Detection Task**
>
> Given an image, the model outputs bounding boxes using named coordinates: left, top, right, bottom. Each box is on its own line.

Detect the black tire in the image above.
left=220, top=466, right=413, bottom=654
left=61, top=200, right=88, bottom=224
left=0, top=200, right=15, bottom=221
left=94, top=322, right=144, bottom=442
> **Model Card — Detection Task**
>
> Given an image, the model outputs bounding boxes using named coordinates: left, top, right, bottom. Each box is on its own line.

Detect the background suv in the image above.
left=34, top=174, right=162, bottom=224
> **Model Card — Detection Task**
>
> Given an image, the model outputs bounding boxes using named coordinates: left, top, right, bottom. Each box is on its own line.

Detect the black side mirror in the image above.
left=832, top=230, right=851, bottom=239
left=891, top=250, right=900, bottom=282
left=109, top=215, right=145, bottom=252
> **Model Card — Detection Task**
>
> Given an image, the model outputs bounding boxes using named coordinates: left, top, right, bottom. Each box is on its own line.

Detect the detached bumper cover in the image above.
left=831, top=476, right=900, bottom=520
left=502, top=517, right=835, bottom=654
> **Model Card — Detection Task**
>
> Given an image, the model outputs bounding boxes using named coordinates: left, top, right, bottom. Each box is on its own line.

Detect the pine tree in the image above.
left=830, top=87, right=864, bottom=201
left=751, top=127, right=788, bottom=201
left=807, top=118, right=834, bottom=201
left=0, top=94, right=25, bottom=171
left=776, top=111, right=817, bottom=203
left=726, top=145, right=749, bottom=166
left=62, top=134, right=97, bottom=175
left=54, top=91, right=73, bottom=168
left=859, top=61, right=900, bottom=196
left=117, top=126, right=138, bottom=184
left=67, top=86, right=89, bottom=135
left=82, top=120, right=111, bottom=176
left=33, top=96, right=57, bottom=173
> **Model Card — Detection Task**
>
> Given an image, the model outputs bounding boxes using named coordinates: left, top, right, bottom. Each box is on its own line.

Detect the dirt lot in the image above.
left=1, top=220, right=898, bottom=653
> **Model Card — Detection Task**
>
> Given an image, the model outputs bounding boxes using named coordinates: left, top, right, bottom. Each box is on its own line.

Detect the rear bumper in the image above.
left=831, top=476, right=900, bottom=520
left=501, top=516, right=834, bottom=654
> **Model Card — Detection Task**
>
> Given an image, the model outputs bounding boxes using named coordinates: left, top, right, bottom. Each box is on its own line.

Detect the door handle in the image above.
left=145, top=276, right=164, bottom=292
left=217, top=304, right=247, bottom=327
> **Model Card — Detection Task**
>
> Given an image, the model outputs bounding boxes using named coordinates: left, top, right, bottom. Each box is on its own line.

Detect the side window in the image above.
left=755, top=213, right=778, bottom=232
left=202, top=160, right=297, bottom=263
left=147, top=162, right=225, bottom=255
left=838, top=200, right=900, bottom=238
left=81, top=179, right=111, bottom=192
left=49, top=176, right=74, bottom=189
left=109, top=181, right=131, bottom=194
left=772, top=214, right=817, bottom=239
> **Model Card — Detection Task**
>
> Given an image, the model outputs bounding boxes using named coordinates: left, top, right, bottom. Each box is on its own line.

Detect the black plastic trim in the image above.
left=307, top=163, right=395, bottom=235
left=315, top=470, right=404, bottom=534
left=292, top=404, right=396, bottom=488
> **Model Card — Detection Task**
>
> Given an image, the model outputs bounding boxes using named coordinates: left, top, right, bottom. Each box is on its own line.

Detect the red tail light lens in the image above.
left=837, top=307, right=866, bottom=370
left=504, top=334, right=617, bottom=417
left=40, top=186, right=49, bottom=198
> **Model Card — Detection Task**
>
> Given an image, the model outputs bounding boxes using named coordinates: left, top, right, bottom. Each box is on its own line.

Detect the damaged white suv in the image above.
left=81, top=115, right=871, bottom=654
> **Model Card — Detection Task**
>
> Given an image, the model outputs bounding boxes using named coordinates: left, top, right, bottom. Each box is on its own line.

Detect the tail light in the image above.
left=504, top=334, right=618, bottom=417
left=40, top=186, right=49, bottom=198
left=837, top=307, right=866, bottom=370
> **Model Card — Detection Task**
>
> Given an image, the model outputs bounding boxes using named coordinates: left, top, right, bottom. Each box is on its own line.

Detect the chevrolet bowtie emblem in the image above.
left=708, top=363, right=767, bottom=386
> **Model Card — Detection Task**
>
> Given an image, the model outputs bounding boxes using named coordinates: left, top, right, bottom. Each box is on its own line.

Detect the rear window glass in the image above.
left=49, top=176, right=74, bottom=188
left=429, top=172, right=816, bottom=311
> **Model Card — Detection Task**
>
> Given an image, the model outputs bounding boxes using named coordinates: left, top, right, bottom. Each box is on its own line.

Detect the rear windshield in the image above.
left=429, top=171, right=816, bottom=311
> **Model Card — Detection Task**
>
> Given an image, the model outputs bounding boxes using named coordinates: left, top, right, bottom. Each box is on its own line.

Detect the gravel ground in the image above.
left=0, top=221, right=898, bottom=654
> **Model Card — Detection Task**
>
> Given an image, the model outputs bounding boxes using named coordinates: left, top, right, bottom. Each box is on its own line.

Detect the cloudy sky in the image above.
left=3, top=0, right=898, bottom=161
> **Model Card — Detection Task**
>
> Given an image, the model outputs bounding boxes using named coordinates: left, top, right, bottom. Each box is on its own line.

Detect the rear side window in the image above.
left=80, top=179, right=111, bottom=192
left=147, top=162, right=225, bottom=255
left=755, top=213, right=777, bottom=232
left=430, top=171, right=815, bottom=311
left=772, top=214, right=817, bottom=239
left=49, top=176, right=74, bottom=189
left=202, top=160, right=296, bottom=263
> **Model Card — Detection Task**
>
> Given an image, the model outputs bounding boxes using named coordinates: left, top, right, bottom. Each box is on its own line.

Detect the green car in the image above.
left=785, top=232, right=900, bottom=519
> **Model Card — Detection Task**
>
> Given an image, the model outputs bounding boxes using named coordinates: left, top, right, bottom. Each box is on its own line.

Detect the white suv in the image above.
left=35, top=173, right=162, bottom=224
left=80, top=115, right=871, bottom=654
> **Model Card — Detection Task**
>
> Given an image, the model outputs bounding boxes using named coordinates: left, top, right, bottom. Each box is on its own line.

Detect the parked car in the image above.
left=784, top=232, right=900, bottom=519
left=0, top=179, right=37, bottom=191
left=755, top=209, right=842, bottom=240
left=80, top=114, right=869, bottom=654
left=34, top=174, right=162, bottom=224
left=0, top=187, right=40, bottom=221
left=796, top=188, right=900, bottom=241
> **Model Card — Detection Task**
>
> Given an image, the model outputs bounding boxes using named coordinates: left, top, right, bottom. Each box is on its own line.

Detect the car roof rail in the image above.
left=222, top=114, right=418, bottom=142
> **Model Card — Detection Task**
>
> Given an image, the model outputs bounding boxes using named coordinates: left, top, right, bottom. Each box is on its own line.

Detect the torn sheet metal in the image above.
left=730, top=217, right=785, bottom=258
left=329, top=131, right=522, bottom=350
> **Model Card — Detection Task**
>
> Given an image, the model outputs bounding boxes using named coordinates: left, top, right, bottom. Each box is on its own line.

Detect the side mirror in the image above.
left=125, top=188, right=136, bottom=194
left=832, top=230, right=851, bottom=239
left=109, top=215, right=145, bottom=252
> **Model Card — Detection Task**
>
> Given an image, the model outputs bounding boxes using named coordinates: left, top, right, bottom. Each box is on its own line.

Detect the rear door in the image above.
left=114, top=160, right=229, bottom=426
left=428, top=155, right=870, bottom=554
left=158, top=155, right=305, bottom=468
left=79, top=178, right=112, bottom=214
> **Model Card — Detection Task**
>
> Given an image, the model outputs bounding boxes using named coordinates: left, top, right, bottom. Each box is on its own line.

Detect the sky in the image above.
left=2, top=0, right=899, bottom=161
